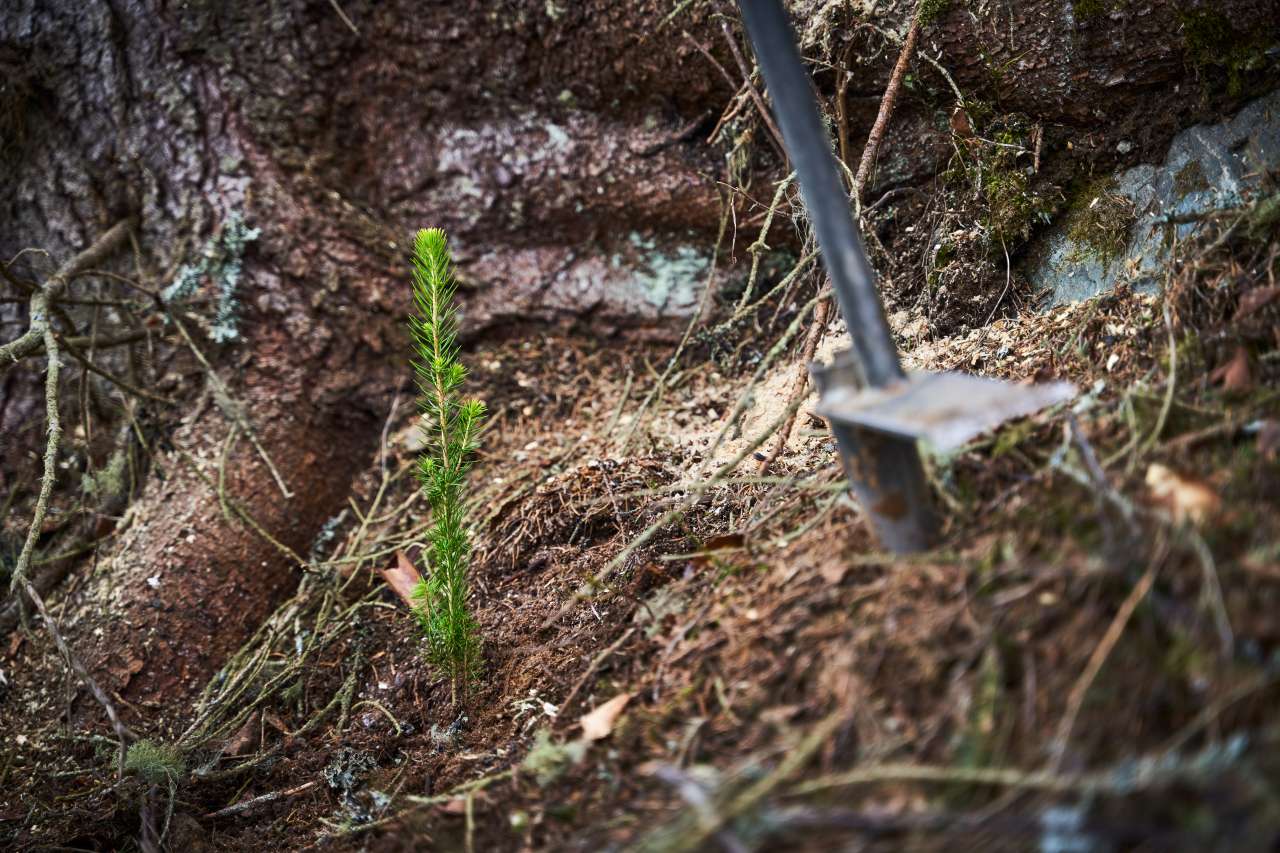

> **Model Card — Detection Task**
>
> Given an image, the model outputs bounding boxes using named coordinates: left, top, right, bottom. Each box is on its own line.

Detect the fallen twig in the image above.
left=718, top=21, right=787, bottom=159
left=204, top=780, right=319, bottom=819
left=852, top=6, right=925, bottom=212
left=1049, top=536, right=1167, bottom=773
left=170, top=313, right=294, bottom=499
left=2, top=220, right=137, bottom=772
left=792, top=734, right=1249, bottom=798
left=560, top=626, right=638, bottom=717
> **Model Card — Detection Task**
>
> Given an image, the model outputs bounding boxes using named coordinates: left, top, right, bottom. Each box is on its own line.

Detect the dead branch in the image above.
left=2, top=220, right=136, bottom=770
left=0, top=218, right=135, bottom=366
left=204, top=780, right=320, bottom=819
left=1049, top=536, right=1167, bottom=773
left=852, top=8, right=924, bottom=212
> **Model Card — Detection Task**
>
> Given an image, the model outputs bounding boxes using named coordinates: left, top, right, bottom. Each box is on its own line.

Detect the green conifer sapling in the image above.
left=408, top=228, right=485, bottom=690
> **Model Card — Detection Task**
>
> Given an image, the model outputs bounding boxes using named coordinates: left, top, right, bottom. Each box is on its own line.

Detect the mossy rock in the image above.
left=1178, top=8, right=1275, bottom=97
left=1064, top=179, right=1137, bottom=268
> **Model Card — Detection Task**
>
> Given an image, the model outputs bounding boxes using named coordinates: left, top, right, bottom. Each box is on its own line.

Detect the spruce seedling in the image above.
left=408, top=228, right=485, bottom=695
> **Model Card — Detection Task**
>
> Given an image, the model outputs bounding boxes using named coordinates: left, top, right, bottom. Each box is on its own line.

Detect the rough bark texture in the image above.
left=1, top=0, right=1276, bottom=709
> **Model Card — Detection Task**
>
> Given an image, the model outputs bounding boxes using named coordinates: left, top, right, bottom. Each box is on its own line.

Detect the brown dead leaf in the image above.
left=579, top=693, right=632, bottom=741
left=438, top=792, right=489, bottom=815
left=949, top=106, right=974, bottom=139
left=1257, top=420, right=1280, bottom=462
left=380, top=551, right=424, bottom=609
left=690, top=533, right=745, bottom=567
left=224, top=711, right=260, bottom=756
left=1145, top=463, right=1220, bottom=526
left=107, top=654, right=145, bottom=687
left=1234, top=286, right=1280, bottom=322
left=1209, top=346, right=1252, bottom=394
left=263, top=711, right=290, bottom=734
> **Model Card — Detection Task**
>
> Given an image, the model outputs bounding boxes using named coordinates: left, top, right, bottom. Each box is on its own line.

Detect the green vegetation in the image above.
left=1244, top=192, right=1280, bottom=243
left=1172, top=160, right=1209, bottom=199
left=124, top=740, right=185, bottom=785
left=916, top=0, right=950, bottom=26
left=1065, top=179, right=1136, bottom=267
left=947, top=111, right=1056, bottom=243
left=1178, top=8, right=1273, bottom=97
left=408, top=228, right=486, bottom=691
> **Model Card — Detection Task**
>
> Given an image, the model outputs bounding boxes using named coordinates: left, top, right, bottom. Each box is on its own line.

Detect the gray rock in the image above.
left=1030, top=89, right=1280, bottom=305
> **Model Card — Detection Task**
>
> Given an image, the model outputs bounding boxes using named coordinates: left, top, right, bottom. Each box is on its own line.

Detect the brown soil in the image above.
left=3, top=2, right=1280, bottom=851
left=5, top=215, right=1280, bottom=850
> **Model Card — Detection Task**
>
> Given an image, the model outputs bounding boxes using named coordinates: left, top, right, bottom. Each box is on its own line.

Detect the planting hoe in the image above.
left=736, top=0, right=1075, bottom=552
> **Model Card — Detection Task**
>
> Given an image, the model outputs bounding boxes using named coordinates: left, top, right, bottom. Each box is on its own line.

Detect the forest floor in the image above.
left=3, top=191, right=1279, bottom=851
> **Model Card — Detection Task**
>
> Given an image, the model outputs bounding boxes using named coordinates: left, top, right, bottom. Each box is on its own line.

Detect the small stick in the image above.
left=352, top=699, right=404, bottom=735
left=58, top=335, right=175, bottom=405
left=179, top=448, right=305, bottom=566
left=1048, top=538, right=1166, bottom=773
left=719, top=21, right=788, bottom=160
left=8, top=306, right=133, bottom=770
left=852, top=6, right=925, bottom=212
left=326, top=0, right=359, bottom=34
left=734, top=173, right=795, bottom=315
left=0, top=218, right=135, bottom=365
left=1142, top=235, right=1180, bottom=454
left=170, top=313, right=293, bottom=499
left=757, top=295, right=830, bottom=474
left=543, top=393, right=808, bottom=631
left=204, top=781, right=319, bottom=819
left=791, top=736, right=1244, bottom=797
left=559, top=626, right=637, bottom=716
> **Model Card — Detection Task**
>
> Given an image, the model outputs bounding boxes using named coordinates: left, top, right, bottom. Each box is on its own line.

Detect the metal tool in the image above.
left=736, top=0, right=1075, bottom=552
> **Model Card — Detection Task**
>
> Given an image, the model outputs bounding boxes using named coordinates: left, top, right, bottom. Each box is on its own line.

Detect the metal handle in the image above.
left=736, top=0, right=904, bottom=388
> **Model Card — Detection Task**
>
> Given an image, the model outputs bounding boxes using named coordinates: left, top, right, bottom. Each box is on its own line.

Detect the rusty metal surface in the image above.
left=817, top=372, right=1077, bottom=453
left=811, top=358, right=938, bottom=553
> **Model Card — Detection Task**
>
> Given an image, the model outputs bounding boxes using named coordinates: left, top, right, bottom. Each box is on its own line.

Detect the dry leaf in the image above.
left=1145, top=463, right=1220, bottom=526
left=379, top=551, right=423, bottom=609
left=1257, top=420, right=1280, bottom=462
left=949, top=106, right=974, bottom=139
left=438, top=792, right=489, bottom=815
left=263, top=711, right=290, bottom=734
left=224, top=711, right=260, bottom=756
left=1234, top=286, right=1280, bottom=322
left=690, top=533, right=745, bottom=567
left=579, top=693, right=632, bottom=741
left=1209, top=346, right=1252, bottom=393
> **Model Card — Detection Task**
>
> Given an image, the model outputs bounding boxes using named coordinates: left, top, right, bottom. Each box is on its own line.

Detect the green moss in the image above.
left=82, top=449, right=128, bottom=501
left=926, top=240, right=956, bottom=289
left=1064, top=179, right=1136, bottom=267
left=1172, top=160, right=1209, bottom=199
left=1178, top=8, right=1273, bottom=97
left=1074, top=0, right=1126, bottom=21
left=947, top=112, right=1056, bottom=243
left=125, top=740, right=185, bottom=785
left=522, top=729, right=588, bottom=786
left=916, top=0, right=951, bottom=26
left=1244, top=192, right=1280, bottom=243
left=982, top=163, right=1046, bottom=242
